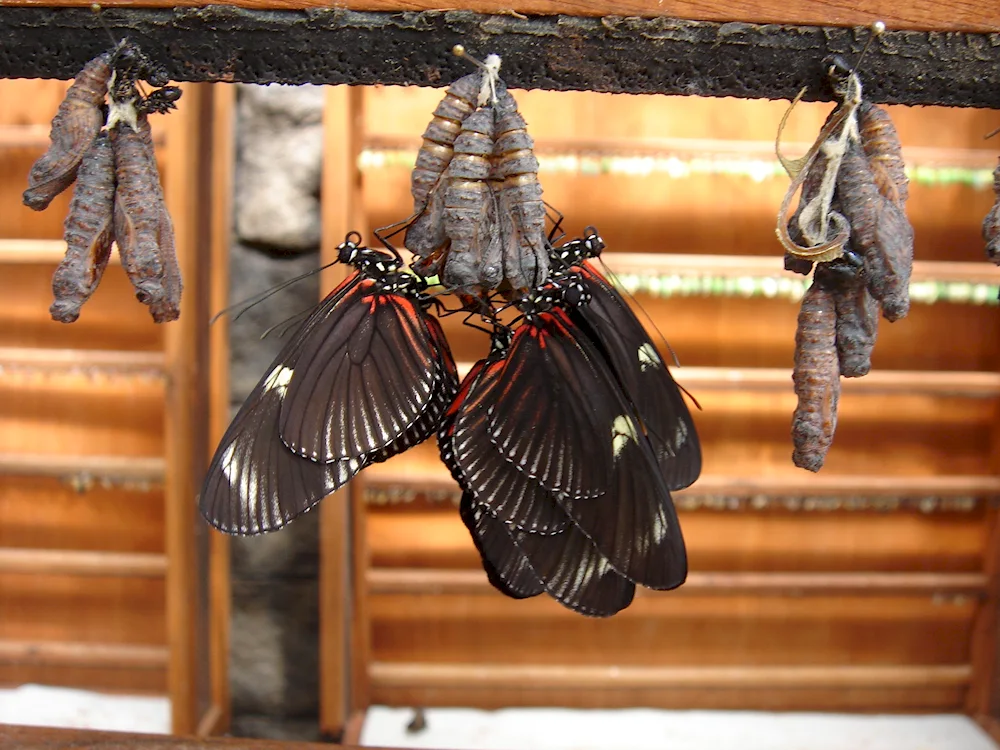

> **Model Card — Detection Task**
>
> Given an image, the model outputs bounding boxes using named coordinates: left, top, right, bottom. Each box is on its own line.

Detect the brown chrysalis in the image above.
left=984, top=160, right=1000, bottom=264
left=858, top=100, right=909, bottom=206
left=111, top=111, right=181, bottom=323
left=50, top=131, right=116, bottom=323
left=815, top=259, right=878, bottom=378
left=791, top=280, right=840, bottom=472
left=24, top=52, right=112, bottom=211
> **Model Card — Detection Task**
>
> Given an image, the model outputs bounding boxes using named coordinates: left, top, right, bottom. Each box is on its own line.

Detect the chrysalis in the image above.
left=23, top=53, right=112, bottom=211
left=50, top=131, right=116, bottom=323
left=111, top=111, right=181, bottom=323
left=494, top=89, right=548, bottom=290
left=815, top=260, right=878, bottom=378
left=442, top=106, right=502, bottom=293
left=792, top=280, right=840, bottom=472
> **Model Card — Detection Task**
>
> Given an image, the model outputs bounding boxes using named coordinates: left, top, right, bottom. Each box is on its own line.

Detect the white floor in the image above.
left=360, top=706, right=999, bottom=750
left=0, top=684, right=170, bottom=734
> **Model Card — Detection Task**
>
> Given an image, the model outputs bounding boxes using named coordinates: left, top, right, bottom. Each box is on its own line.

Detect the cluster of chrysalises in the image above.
left=24, top=41, right=182, bottom=323
left=776, top=57, right=913, bottom=472
left=404, top=47, right=549, bottom=301
left=439, top=227, right=702, bottom=615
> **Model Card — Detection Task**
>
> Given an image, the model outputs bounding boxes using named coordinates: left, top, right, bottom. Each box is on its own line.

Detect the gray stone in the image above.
left=234, top=84, right=324, bottom=251
left=226, top=240, right=320, bottom=402
left=230, top=578, right=320, bottom=718
left=231, top=510, right=320, bottom=582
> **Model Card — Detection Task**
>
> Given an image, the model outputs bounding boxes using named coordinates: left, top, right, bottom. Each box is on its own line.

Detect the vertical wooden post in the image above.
left=197, top=81, right=237, bottom=738
left=319, top=84, right=367, bottom=738
left=161, top=82, right=211, bottom=736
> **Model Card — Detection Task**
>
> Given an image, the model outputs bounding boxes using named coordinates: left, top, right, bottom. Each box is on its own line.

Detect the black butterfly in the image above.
left=440, top=279, right=686, bottom=616
left=552, top=229, right=702, bottom=491
left=201, top=235, right=458, bottom=535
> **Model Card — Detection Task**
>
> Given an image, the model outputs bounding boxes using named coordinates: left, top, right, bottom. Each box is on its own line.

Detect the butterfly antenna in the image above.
left=210, top=260, right=338, bottom=326
left=985, top=126, right=1000, bottom=140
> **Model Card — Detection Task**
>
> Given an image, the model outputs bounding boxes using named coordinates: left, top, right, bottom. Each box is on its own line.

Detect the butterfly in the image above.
left=201, top=234, right=458, bottom=535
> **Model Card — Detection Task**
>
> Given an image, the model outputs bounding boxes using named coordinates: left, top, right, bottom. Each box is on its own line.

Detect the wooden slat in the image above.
left=0, top=639, right=168, bottom=668
left=0, top=547, right=167, bottom=577
left=370, top=662, right=974, bottom=691
left=362, top=467, right=1000, bottom=499
left=0, top=239, right=121, bottom=265
left=606, top=253, right=1000, bottom=286
left=3, top=1, right=995, bottom=34
left=320, top=84, right=367, bottom=737
left=0, top=347, right=166, bottom=375
left=678, top=367, right=1000, bottom=397
left=0, top=453, right=165, bottom=482
left=0, top=724, right=383, bottom=750
left=366, top=134, right=1000, bottom=172
left=0, top=123, right=166, bottom=150
left=367, top=568, right=990, bottom=598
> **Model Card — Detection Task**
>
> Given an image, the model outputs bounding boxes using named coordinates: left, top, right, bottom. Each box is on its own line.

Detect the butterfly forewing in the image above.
left=573, top=262, right=702, bottom=491
left=279, top=280, right=441, bottom=463
left=486, top=312, right=615, bottom=499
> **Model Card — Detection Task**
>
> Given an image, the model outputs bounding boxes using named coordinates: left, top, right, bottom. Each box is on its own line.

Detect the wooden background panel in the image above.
left=366, top=508, right=987, bottom=573
left=0, top=264, right=164, bottom=350
left=369, top=594, right=974, bottom=666
left=369, top=683, right=967, bottom=712
left=0, top=477, right=164, bottom=553
left=0, top=375, right=164, bottom=457
left=0, top=574, right=166, bottom=644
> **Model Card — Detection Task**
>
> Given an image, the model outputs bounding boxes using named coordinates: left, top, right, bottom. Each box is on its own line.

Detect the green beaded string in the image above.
left=358, top=149, right=997, bottom=189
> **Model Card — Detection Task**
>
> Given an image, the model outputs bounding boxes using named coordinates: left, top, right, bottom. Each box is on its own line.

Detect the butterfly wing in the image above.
left=200, top=360, right=363, bottom=535
left=485, top=312, right=616, bottom=499
left=573, top=262, right=702, bottom=491
left=279, top=280, right=443, bottom=463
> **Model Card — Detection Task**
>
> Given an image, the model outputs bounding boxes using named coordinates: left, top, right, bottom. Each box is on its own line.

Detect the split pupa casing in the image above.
left=792, top=280, right=840, bottom=472
left=112, top=114, right=182, bottom=323
left=24, top=53, right=112, bottom=211
left=442, top=107, right=502, bottom=292
left=815, top=261, right=878, bottom=378
left=836, top=137, right=913, bottom=322
left=494, top=90, right=548, bottom=290
left=50, top=130, right=116, bottom=323
left=858, top=101, right=908, bottom=206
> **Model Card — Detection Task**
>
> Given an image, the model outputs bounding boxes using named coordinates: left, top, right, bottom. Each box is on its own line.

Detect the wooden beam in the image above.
left=1, top=9, right=998, bottom=107
left=0, top=640, right=169, bottom=669
left=0, top=453, right=165, bottom=483
left=0, top=548, right=167, bottom=577
left=0, top=1, right=994, bottom=34
left=366, top=568, right=990, bottom=598
left=369, top=662, right=974, bottom=690
left=0, top=724, right=389, bottom=750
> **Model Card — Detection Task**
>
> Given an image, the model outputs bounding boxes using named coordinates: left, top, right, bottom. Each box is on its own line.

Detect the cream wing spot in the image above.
left=637, top=342, right=661, bottom=372
left=262, top=365, right=294, bottom=394
left=611, top=414, right=639, bottom=459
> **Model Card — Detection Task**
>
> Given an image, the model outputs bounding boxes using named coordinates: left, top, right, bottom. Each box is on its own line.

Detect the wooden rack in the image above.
left=0, top=80, right=234, bottom=735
